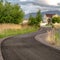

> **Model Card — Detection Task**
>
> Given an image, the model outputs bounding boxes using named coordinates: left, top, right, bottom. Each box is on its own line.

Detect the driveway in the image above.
left=1, top=27, right=60, bottom=60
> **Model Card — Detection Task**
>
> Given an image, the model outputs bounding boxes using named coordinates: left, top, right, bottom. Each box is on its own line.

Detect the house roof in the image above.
left=42, top=10, right=60, bottom=15
left=46, top=14, right=55, bottom=18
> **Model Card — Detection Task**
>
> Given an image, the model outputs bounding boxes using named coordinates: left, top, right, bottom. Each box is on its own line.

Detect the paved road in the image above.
left=1, top=27, right=60, bottom=60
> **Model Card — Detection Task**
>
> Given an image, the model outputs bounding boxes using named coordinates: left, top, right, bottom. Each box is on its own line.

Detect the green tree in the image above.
left=29, top=15, right=36, bottom=25
left=28, top=10, right=42, bottom=26
left=36, top=10, right=42, bottom=24
left=0, top=2, right=25, bottom=24
left=0, top=0, right=3, bottom=2
left=52, top=17, right=60, bottom=23
left=0, top=0, right=7, bottom=3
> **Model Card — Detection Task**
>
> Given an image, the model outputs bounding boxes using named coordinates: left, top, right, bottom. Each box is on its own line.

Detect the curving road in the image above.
left=1, top=27, right=60, bottom=60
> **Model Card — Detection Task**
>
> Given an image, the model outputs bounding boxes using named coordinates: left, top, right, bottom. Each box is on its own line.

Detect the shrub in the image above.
left=36, top=10, right=42, bottom=25
left=0, top=2, right=24, bottom=24
left=28, top=10, right=42, bottom=26
left=28, top=15, right=36, bottom=25
left=52, top=17, right=60, bottom=23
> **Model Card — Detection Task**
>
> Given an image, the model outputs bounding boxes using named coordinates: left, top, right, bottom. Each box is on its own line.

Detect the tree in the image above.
left=52, top=17, right=60, bottom=23
left=29, top=15, right=36, bottom=25
left=0, top=2, right=25, bottom=24
left=36, top=10, right=42, bottom=23
left=28, top=10, right=42, bottom=26
left=0, top=0, right=3, bottom=2
left=0, top=0, right=7, bottom=3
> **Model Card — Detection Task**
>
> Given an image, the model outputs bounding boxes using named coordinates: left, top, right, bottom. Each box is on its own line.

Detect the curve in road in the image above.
left=1, top=27, right=60, bottom=60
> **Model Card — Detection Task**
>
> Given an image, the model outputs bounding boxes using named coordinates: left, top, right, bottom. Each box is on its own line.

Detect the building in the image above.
left=42, top=10, right=60, bottom=23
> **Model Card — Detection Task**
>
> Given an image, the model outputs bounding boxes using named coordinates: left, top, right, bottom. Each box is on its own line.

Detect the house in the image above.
left=42, top=10, right=60, bottom=23
left=44, top=14, right=55, bottom=23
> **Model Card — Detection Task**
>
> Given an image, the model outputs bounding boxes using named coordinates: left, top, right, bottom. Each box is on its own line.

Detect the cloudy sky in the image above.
left=8, top=0, right=60, bottom=14
left=19, top=0, right=60, bottom=6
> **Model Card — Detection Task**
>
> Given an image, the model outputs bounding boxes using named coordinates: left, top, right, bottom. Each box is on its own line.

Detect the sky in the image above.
left=45, top=0, right=60, bottom=5
left=18, top=0, right=60, bottom=14
left=7, top=0, right=60, bottom=14
left=19, top=0, right=60, bottom=6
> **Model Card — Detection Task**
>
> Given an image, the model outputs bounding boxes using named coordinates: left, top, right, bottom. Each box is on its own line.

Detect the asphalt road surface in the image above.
left=1, top=27, right=60, bottom=60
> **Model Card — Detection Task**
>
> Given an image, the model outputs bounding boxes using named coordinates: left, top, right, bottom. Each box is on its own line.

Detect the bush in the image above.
left=52, top=17, right=60, bottom=23
left=36, top=10, right=42, bottom=25
left=28, top=10, right=42, bottom=26
left=29, top=15, right=36, bottom=25
left=0, top=2, right=24, bottom=24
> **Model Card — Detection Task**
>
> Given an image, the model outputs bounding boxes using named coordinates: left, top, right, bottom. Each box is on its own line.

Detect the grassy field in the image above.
left=46, top=23, right=60, bottom=46
left=55, top=29, right=60, bottom=46
left=0, top=24, right=21, bottom=32
left=52, top=23, right=60, bottom=46
left=0, top=24, right=39, bottom=38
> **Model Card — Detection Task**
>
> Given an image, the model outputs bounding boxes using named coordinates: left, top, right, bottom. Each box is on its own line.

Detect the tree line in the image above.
left=0, top=1, right=43, bottom=26
left=0, top=2, right=24, bottom=24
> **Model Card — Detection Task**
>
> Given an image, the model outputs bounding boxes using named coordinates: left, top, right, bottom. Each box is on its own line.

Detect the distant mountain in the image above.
left=42, top=10, right=60, bottom=15
left=24, top=13, right=37, bottom=19
left=24, top=10, right=60, bottom=19
left=24, top=12, right=44, bottom=19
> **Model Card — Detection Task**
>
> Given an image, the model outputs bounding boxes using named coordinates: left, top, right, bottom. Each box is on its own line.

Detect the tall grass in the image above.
left=55, top=30, right=60, bottom=46
left=0, top=26, right=39, bottom=38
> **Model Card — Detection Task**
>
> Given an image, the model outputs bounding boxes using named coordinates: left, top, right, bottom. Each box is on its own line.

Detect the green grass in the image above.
left=45, top=24, right=52, bottom=27
left=0, top=26, right=39, bottom=38
left=55, top=31, right=60, bottom=46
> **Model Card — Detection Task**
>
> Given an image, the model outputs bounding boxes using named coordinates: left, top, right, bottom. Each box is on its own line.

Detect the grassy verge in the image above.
left=0, top=26, right=39, bottom=38
left=55, top=31, right=60, bottom=46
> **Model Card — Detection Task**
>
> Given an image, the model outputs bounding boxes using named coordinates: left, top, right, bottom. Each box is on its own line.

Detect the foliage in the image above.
left=0, top=0, right=3, bottom=2
left=55, top=29, right=60, bottom=46
left=29, top=15, right=36, bottom=25
left=36, top=10, right=42, bottom=25
left=28, top=10, right=42, bottom=26
left=0, top=2, right=24, bottom=24
left=52, top=17, right=60, bottom=23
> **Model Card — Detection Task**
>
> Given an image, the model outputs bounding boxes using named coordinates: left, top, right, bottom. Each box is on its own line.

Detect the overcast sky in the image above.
left=8, top=0, right=60, bottom=14
left=19, top=0, right=60, bottom=6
